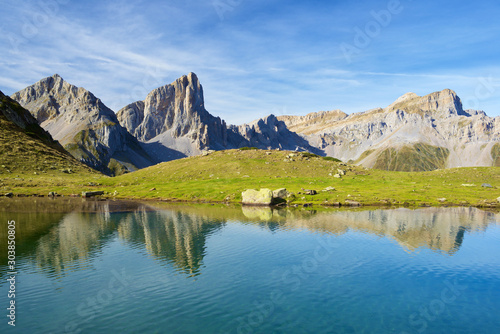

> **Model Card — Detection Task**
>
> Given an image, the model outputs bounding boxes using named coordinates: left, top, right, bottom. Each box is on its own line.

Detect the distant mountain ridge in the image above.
left=279, top=89, right=500, bottom=170
left=10, top=73, right=500, bottom=172
left=230, top=114, right=322, bottom=154
left=278, top=109, right=348, bottom=135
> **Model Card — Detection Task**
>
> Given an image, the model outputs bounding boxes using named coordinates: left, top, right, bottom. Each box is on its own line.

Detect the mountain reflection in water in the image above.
left=1, top=198, right=498, bottom=278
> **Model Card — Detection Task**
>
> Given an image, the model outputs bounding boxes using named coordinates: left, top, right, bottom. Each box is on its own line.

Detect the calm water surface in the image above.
left=1, top=198, right=499, bottom=334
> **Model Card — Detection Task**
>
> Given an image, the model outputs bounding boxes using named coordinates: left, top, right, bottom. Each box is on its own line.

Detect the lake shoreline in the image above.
left=1, top=192, right=499, bottom=210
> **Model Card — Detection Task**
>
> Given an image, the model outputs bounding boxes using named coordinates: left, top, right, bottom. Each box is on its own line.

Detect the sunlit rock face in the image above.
left=117, top=72, right=234, bottom=159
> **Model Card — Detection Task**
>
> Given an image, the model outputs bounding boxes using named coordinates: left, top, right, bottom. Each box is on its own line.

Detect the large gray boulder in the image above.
left=242, top=189, right=273, bottom=206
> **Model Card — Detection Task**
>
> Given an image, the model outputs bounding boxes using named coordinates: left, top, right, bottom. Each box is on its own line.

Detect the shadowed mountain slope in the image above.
left=11, top=75, right=155, bottom=175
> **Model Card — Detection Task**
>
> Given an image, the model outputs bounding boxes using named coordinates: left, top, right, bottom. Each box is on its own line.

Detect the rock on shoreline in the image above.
left=242, top=188, right=289, bottom=206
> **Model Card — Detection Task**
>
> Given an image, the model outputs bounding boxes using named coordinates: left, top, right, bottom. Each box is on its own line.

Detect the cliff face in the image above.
left=11, top=75, right=155, bottom=175
left=116, top=73, right=230, bottom=158
left=279, top=89, right=499, bottom=171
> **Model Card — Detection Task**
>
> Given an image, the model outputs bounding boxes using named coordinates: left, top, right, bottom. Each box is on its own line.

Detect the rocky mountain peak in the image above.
left=117, top=72, right=209, bottom=142
left=117, top=73, right=229, bottom=156
left=389, top=92, right=419, bottom=106
left=11, top=75, right=155, bottom=174
left=386, top=89, right=464, bottom=116
left=11, top=74, right=114, bottom=124
left=258, top=114, right=279, bottom=126
left=184, top=72, right=200, bottom=86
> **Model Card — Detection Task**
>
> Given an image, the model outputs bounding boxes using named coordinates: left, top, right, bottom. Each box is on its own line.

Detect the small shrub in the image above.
left=239, top=147, right=259, bottom=151
left=301, top=152, right=320, bottom=158
left=322, top=156, right=341, bottom=162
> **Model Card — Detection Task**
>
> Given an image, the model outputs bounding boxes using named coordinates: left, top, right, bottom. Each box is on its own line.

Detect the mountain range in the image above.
left=7, top=73, right=500, bottom=174
left=279, top=89, right=500, bottom=170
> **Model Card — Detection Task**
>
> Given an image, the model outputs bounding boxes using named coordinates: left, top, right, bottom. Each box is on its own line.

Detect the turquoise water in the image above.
left=1, top=199, right=499, bottom=333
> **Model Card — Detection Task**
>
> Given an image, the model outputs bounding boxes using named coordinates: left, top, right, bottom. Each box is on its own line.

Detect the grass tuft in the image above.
left=239, top=147, right=259, bottom=151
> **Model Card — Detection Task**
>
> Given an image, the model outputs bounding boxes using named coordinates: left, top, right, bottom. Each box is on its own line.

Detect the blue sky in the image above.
left=1, top=0, right=499, bottom=124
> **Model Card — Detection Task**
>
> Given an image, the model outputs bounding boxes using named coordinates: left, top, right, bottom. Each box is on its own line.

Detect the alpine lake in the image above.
left=1, top=198, right=499, bottom=334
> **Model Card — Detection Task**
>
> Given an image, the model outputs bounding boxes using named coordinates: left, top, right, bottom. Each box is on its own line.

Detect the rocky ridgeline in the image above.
left=231, top=114, right=322, bottom=153
left=281, top=89, right=500, bottom=170
left=277, top=109, right=348, bottom=135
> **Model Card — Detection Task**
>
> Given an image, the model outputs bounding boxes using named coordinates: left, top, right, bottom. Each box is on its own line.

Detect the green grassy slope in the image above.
left=101, top=149, right=499, bottom=207
left=2, top=148, right=499, bottom=207
left=492, top=143, right=500, bottom=167
left=373, top=143, right=450, bottom=172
